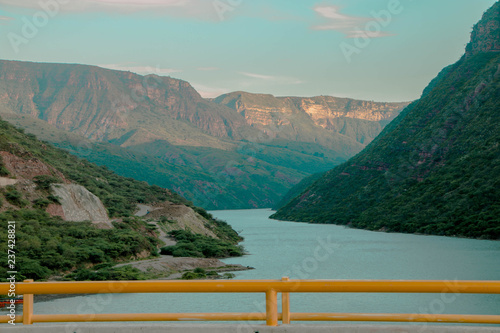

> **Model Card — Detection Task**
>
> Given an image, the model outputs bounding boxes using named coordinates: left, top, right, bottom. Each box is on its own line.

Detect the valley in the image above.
left=0, top=61, right=408, bottom=209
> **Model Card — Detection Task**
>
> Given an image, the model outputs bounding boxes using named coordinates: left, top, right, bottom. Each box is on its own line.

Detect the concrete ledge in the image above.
left=2, top=323, right=500, bottom=333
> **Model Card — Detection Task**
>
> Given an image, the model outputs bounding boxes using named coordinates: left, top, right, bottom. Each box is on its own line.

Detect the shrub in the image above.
left=33, top=198, right=51, bottom=209
left=33, top=175, right=62, bottom=191
left=160, top=230, right=244, bottom=258
left=47, top=195, right=60, bottom=204
left=5, top=188, right=28, bottom=207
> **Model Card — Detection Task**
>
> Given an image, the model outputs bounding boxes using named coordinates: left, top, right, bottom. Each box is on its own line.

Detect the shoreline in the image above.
left=32, top=258, right=253, bottom=304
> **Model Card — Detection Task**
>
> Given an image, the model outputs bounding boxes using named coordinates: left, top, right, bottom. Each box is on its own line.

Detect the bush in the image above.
left=0, top=209, right=157, bottom=281
left=160, top=230, right=244, bottom=258
left=47, top=195, right=60, bottom=204
left=181, top=270, right=206, bottom=280
left=33, top=198, right=51, bottom=209
left=33, top=175, right=62, bottom=191
left=67, top=266, right=147, bottom=281
left=5, top=188, right=28, bottom=207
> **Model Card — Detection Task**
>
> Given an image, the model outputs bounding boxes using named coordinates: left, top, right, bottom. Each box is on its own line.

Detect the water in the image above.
left=33, top=209, right=500, bottom=322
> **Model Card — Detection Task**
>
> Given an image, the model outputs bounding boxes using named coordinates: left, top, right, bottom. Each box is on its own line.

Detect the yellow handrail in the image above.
left=0, top=278, right=499, bottom=326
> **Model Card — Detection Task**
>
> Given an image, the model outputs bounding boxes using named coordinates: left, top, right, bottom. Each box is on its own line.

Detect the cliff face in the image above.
left=0, top=61, right=245, bottom=147
left=0, top=60, right=408, bottom=210
left=214, top=92, right=408, bottom=145
left=272, top=1, right=500, bottom=239
left=466, top=2, right=500, bottom=57
left=50, top=184, right=110, bottom=225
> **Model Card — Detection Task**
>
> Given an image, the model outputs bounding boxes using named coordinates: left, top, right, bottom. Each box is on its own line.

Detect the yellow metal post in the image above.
left=266, top=289, right=278, bottom=326
left=281, top=277, right=290, bottom=324
left=22, top=279, right=34, bottom=325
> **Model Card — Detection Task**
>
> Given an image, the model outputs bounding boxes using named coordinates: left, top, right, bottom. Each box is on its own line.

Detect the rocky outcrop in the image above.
left=136, top=202, right=217, bottom=238
left=0, top=177, right=18, bottom=186
left=466, top=2, right=500, bottom=57
left=50, top=184, right=111, bottom=225
left=214, top=91, right=409, bottom=144
left=0, top=151, right=66, bottom=181
left=0, top=60, right=246, bottom=144
left=215, top=92, right=407, bottom=125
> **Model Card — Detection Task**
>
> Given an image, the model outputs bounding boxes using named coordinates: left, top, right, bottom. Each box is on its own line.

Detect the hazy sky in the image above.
left=0, top=0, right=496, bottom=102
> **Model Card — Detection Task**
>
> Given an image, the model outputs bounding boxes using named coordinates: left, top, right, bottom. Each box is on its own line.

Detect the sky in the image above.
left=0, top=0, right=497, bottom=102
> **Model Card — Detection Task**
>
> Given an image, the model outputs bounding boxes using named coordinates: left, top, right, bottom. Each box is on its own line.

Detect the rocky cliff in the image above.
left=214, top=92, right=408, bottom=145
left=466, top=2, right=500, bottom=57
left=0, top=59, right=408, bottom=209
left=215, top=92, right=406, bottom=125
left=50, top=184, right=110, bottom=225
left=0, top=61, right=244, bottom=147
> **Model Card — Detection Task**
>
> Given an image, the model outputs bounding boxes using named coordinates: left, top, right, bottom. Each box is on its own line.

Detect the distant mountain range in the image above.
left=272, top=2, right=500, bottom=239
left=0, top=60, right=408, bottom=209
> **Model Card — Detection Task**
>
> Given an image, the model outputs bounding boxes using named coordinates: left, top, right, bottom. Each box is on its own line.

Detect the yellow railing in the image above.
left=1, top=278, right=500, bottom=326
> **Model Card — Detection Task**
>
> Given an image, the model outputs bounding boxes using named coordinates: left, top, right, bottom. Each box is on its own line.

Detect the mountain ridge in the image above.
left=271, top=1, right=500, bottom=239
left=0, top=59, right=408, bottom=209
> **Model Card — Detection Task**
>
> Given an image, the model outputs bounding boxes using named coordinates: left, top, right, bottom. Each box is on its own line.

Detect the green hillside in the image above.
left=0, top=117, right=241, bottom=281
left=272, top=3, right=500, bottom=240
left=0, top=60, right=406, bottom=210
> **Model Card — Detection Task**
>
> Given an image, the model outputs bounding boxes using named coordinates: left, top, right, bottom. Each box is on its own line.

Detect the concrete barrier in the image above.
left=2, top=324, right=500, bottom=333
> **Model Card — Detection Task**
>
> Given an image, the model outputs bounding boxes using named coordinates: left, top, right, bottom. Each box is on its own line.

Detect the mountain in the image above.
left=0, top=116, right=242, bottom=281
left=214, top=91, right=407, bottom=146
left=0, top=60, right=408, bottom=209
left=272, top=2, right=500, bottom=240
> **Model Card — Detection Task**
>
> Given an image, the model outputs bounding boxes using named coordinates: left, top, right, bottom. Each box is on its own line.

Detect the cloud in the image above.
left=238, top=71, right=276, bottom=80
left=197, top=67, right=220, bottom=71
left=190, top=82, right=228, bottom=98
left=98, top=63, right=182, bottom=75
left=311, top=5, right=394, bottom=38
left=0, top=15, right=13, bottom=25
left=238, top=71, right=303, bottom=85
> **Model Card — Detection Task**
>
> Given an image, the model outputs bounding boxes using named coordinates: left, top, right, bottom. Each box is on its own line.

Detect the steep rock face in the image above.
left=50, top=184, right=110, bottom=224
left=0, top=60, right=407, bottom=210
left=466, top=2, right=500, bottom=57
left=214, top=92, right=408, bottom=145
left=0, top=61, right=246, bottom=145
left=272, top=2, right=500, bottom=239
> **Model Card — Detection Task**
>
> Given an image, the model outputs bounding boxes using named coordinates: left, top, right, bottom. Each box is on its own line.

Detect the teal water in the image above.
left=34, top=209, right=500, bottom=322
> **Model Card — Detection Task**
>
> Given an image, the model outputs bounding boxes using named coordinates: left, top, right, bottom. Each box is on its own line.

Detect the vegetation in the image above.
left=65, top=266, right=148, bottom=281
left=0, top=117, right=244, bottom=281
left=272, top=50, right=500, bottom=240
left=0, top=118, right=195, bottom=217
left=273, top=171, right=326, bottom=210
left=4, top=186, right=29, bottom=208
left=160, top=229, right=244, bottom=258
left=0, top=210, right=158, bottom=281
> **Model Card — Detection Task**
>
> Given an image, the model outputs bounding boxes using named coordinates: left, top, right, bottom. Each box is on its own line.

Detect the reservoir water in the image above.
left=34, top=209, right=500, bottom=323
